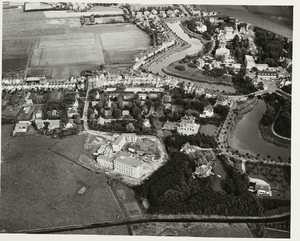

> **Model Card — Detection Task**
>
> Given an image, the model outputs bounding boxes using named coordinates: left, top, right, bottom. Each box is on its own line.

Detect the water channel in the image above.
left=229, top=100, right=291, bottom=161
left=148, top=21, right=236, bottom=93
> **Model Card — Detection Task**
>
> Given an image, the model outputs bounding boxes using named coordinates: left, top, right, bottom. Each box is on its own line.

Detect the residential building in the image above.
left=200, top=105, right=214, bottom=118
left=255, top=64, right=269, bottom=71
left=177, top=115, right=200, bottom=135
left=215, top=47, right=230, bottom=60
left=180, top=142, right=198, bottom=154
left=196, top=23, right=207, bottom=33
left=14, top=121, right=31, bottom=133
left=122, top=110, right=130, bottom=117
left=112, top=135, right=127, bottom=152
left=194, top=162, right=213, bottom=177
left=195, top=57, right=206, bottom=68
left=97, top=155, right=114, bottom=170
left=245, top=55, right=256, bottom=70
left=114, top=154, right=143, bottom=178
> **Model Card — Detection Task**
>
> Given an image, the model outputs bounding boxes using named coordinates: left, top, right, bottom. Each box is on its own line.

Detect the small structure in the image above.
left=122, top=110, right=130, bottom=117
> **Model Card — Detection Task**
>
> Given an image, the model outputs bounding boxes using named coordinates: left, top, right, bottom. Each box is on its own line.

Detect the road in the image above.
left=20, top=212, right=290, bottom=234
left=82, top=81, right=92, bottom=131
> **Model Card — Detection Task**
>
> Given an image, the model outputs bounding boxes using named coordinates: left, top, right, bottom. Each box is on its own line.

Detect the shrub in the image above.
left=175, top=65, right=186, bottom=71
left=188, top=62, right=197, bottom=68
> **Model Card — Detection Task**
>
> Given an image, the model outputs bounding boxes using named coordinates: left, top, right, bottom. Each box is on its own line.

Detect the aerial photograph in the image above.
left=1, top=1, right=294, bottom=239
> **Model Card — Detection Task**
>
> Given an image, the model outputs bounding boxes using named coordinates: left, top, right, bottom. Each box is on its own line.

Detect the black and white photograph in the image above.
left=0, top=1, right=295, bottom=240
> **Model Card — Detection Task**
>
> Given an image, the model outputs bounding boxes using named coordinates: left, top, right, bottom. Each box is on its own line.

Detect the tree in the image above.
left=126, top=123, right=135, bottom=132
left=112, top=108, right=121, bottom=119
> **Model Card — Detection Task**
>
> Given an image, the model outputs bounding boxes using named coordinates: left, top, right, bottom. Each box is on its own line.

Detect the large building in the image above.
left=177, top=115, right=200, bottom=135
left=114, top=154, right=143, bottom=178
left=112, top=133, right=137, bottom=152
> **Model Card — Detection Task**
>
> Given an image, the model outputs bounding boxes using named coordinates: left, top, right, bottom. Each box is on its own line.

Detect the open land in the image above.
left=131, top=222, right=253, bottom=237
left=0, top=125, right=125, bottom=232
left=245, top=163, right=290, bottom=199
left=165, top=61, right=234, bottom=86
left=2, top=8, right=151, bottom=79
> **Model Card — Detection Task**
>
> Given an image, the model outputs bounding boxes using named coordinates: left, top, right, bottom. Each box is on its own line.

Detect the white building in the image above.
left=177, top=115, right=200, bottom=135
left=199, top=106, right=214, bottom=118
left=245, top=55, right=256, bottom=70
left=111, top=133, right=137, bottom=152
left=215, top=47, right=230, bottom=60
left=114, top=155, right=143, bottom=178
left=97, top=155, right=114, bottom=170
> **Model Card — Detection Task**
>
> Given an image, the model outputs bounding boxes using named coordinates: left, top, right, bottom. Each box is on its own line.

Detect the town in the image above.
left=1, top=2, right=292, bottom=238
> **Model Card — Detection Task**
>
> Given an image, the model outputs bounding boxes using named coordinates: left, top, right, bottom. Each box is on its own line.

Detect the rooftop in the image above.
left=114, top=155, right=141, bottom=167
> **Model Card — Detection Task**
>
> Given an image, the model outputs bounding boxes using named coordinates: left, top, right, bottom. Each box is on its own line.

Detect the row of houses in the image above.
left=89, top=72, right=179, bottom=89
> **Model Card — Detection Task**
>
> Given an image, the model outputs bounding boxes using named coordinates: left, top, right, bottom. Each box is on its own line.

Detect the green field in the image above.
left=3, top=8, right=151, bottom=79
left=0, top=126, right=124, bottom=232
left=166, top=61, right=234, bottom=86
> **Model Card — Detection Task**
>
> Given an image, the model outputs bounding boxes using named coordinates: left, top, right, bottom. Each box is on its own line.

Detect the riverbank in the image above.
left=260, top=124, right=291, bottom=149
left=144, top=41, right=192, bottom=74
left=163, top=62, right=234, bottom=87
left=180, top=21, right=210, bottom=44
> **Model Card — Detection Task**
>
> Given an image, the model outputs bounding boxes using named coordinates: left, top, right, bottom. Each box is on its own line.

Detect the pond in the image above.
left=149, top=21, right=236, bottom=93
left=230, top=100, right=291, bottom=161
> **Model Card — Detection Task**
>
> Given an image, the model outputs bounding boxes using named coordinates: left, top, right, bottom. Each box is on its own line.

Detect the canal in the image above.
left=229, top=100, right=291, bottom=161
left=148, top=21, right=236, bottom=93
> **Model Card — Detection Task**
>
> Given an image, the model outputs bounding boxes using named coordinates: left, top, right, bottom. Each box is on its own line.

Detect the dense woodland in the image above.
left=231, top=68, right=259, bottom=94
left=260, top=93, right=291, bottom=138
left=134, top=146, right=289, bottom=216
left=253, top=27, right=293, bottom=67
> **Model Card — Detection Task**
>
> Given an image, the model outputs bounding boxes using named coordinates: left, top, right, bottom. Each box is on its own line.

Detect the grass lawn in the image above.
left=212, top=158, right=228, bottom=193
left=132, top=222, right=253, bottom=237
left=0, top=126, right=124, bottom=232
left=166, top=61, right=233, bottom=86
left=199, top=124, right=218, bottom=137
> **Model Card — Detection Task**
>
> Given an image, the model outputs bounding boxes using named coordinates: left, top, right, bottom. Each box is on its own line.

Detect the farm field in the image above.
left=3, top=8, right=151, bottom=79
left=132, top=222, right=253, bottom=237
left=0, top=126, right=125, bottom=232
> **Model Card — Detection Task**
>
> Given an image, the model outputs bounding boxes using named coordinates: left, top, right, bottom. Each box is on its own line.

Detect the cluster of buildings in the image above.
left=94, top=133, right=145, bottom=178
left=245, top=55, right=290, bottom=80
